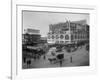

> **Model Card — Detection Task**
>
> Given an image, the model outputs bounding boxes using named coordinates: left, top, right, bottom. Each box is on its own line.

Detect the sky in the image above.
left=23, top=11, right=89, bottom=37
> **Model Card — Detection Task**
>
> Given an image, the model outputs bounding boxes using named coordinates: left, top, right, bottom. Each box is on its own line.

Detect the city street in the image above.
left=23, top=44, right=89, bottom=69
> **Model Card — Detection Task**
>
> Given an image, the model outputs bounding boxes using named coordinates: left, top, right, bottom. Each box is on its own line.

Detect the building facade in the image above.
left=47, top=20, right=89, bottom=45
left=22, top=28, right=41, bottom=45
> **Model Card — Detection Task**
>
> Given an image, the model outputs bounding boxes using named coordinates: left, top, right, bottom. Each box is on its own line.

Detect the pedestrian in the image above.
left=23, top=57, right=26, bottom=63
left=28, top=59, right=31, bottom=67
left=70, top=56, right=72, bottom=63
left=27, top=59, right=31, bottom=68
left=33, top=56, right=36, bottom=61
left=43, top=54, right=46, bottom=60
left=60, top=60, right=62, bottom=67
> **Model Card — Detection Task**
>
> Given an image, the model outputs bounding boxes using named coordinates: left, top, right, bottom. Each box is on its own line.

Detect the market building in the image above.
left=47, top=20, right=89, bottom=45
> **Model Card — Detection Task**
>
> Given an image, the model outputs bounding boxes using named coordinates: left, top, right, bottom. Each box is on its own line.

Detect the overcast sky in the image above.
left=23, top=11, right=89, bottom=37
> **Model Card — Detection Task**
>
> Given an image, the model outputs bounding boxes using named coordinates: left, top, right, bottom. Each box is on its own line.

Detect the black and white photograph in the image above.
left=22, top=10, right=90, bottom=69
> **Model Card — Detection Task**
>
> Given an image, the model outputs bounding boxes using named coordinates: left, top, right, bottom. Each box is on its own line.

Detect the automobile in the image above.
left=71, top=47, right=77, bottom=52
left=47, top=47, right=64, bottom=64
left=67, top=48, right=71, bottom=53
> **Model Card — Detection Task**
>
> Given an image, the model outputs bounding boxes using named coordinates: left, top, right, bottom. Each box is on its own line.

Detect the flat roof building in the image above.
left=22, top=28, right=41, bottom=45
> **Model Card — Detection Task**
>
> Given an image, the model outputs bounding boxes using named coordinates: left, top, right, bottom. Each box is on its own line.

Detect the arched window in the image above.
left=65, top=35, right=69, bottom=40
left=60, top=35, right=64, bottom=39
left=56, top=35, right=59, bottom=39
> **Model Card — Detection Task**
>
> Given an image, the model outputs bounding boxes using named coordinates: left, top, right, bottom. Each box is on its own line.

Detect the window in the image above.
left=56, top=35, right=59, bottom=39
left=71, top=35, right=74, bottom=40
left=60, top=35, right=64, bottom=39
left=52, top=35, right=55, bottom=39
left=56, top=41, right=59, bottom=44
left=65, top=41, right=68, bottom=43
left=65, top=35, right=69, bottom=40
left=60, top=41, right=64, bottom=44
left=75, top=35, right=77, bottom=39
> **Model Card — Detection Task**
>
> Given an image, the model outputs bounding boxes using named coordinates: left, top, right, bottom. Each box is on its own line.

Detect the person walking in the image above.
left=59, top=60, right=62, bottom=67
left=43, top=54, right=46, bottom=60
left=23, top=57, right=26, bottom=63
left=70, top=55, right=72, bottom=63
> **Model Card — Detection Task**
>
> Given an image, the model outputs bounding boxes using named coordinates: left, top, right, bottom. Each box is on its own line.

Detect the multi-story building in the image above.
left=47, top=20, right=89, bottom=45
left=40, top=37, right=47, bottom=44
left=22, top=28, right=41, bottom=45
